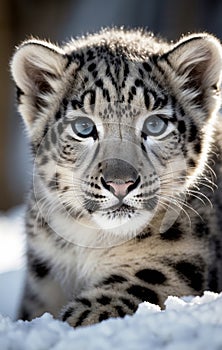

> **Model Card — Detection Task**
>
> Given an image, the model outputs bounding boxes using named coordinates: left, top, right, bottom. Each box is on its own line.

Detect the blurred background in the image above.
left=1, top=0, right=222, bottom=211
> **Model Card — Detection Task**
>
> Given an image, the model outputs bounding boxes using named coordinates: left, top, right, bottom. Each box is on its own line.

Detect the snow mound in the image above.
left=0, top=292, right=222, bottom=350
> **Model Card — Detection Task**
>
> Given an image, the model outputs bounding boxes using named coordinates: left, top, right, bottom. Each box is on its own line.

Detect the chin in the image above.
left=92, top=208, right=154, bottom=240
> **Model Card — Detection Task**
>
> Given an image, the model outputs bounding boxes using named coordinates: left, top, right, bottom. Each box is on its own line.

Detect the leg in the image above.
left=18, top=270, right=66, bottom=320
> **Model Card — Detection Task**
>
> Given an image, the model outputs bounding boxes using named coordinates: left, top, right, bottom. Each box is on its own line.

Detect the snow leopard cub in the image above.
left=11, top=28, right=222, bottom=327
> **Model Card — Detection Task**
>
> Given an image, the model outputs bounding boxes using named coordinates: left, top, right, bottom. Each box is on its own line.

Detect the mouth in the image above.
left=106, top=196, right=158, bottom=214
left=107, top=204, right=136, bottom=216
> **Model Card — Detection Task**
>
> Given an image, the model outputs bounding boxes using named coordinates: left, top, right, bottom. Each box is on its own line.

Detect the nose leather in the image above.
left=101, top=159, right=140, bottom=199
left=106, top=181, right=134, bottom=197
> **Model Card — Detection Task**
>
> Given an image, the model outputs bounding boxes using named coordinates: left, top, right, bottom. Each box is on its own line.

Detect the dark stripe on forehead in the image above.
left=143, top=62, right=152, bottom=72
left=71, top=99, right=83, bottom=110
left=80, top=90, right=94, bottom=114
left=105, top=57, right=119, bottom=92
left=80, top=90, right=96, bottom=114
left=157, top=94, right=169, bottom=109
left=95, top=79, right=111, bottom=102
left=122, top=61, right=130, bottom=87
left=144, top=88, right=151, bottom=110
left=135, top=78, right=166, bottom=111
left=86, top=49, right=96, bottom=61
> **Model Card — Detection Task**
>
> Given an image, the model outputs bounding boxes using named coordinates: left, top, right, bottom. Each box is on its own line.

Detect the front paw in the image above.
left=60, top=298, right=94, bottom=327
left=60, top=294, right=137, bottom=327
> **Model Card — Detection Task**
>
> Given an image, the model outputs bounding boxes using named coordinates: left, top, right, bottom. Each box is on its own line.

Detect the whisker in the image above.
left=159, top=192, right=203, bottom=222
left=186, top=189, right=213, bottom=208
left=156, top=194, right=191, bottom=226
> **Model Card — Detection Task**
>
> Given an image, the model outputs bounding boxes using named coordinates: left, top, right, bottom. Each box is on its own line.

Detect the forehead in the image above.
left=74, top=47, right=143, bottom=93
left=68, top=47, right=169, bottom=122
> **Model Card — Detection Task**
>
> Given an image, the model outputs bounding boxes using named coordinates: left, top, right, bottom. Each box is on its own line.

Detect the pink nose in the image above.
left=107, top=181, right=134, bottom=197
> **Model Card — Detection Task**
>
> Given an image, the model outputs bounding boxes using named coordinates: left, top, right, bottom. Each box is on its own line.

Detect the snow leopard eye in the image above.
left=71, top=117, right=97, bottom=139
left=143, top=115, right=168, bottom=137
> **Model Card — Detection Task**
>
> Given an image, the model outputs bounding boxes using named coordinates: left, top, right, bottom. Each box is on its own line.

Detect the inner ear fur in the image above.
left=162, top=34, right=222, bottom=92
left=11, top=40, right=67, bottom=96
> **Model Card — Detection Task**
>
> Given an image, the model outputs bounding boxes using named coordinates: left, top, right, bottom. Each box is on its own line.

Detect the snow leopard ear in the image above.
left=161, top=34, right=222, bottom=111
left=11, top=39, right=68, bottom=125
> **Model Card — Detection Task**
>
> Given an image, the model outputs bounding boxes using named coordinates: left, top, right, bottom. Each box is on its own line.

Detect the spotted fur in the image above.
left=11, top=28, right=222, bottom=327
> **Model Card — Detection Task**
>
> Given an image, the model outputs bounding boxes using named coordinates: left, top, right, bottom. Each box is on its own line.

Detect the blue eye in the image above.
left=143, top=115, right=168, bottom=137
left=71, top=117, right=97, bottom=138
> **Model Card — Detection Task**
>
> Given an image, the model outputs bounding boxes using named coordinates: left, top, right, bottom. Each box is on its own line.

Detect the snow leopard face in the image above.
left=11, top=29, right=222, bottom=239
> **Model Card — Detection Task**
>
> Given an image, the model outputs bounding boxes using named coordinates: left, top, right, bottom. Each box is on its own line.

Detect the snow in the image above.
left=0, top=207, right=26, bottom=319
left=0, top=208, right=222, bottom=350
